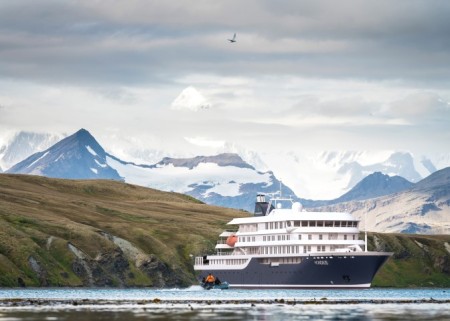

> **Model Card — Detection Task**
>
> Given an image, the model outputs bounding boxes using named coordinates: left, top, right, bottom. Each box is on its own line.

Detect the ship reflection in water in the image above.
left=0, top=304, right=449, bottom=321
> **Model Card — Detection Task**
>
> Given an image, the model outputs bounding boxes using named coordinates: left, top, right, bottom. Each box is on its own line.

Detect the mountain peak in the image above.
left=7, top=129, right=122, bottom=180
left=75, top=128, right=90, bottom=136
left=334, top=171, right=414, bottom=203
left=170, top=86, right=211, bottom=111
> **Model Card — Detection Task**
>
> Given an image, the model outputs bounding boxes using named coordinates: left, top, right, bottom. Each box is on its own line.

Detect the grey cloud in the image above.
left=1, top=0, right=450, bottom=86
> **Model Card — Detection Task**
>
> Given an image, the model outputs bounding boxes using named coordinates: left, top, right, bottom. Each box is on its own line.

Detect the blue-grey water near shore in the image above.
left=0, top=287, right=449, bottom=321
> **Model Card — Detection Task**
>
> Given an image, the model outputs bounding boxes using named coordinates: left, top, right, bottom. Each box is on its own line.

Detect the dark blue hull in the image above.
left=199, top=253, right=391, bottom=288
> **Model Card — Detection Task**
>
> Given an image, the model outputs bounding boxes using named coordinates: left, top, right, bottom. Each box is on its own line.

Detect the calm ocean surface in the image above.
left=0, top=287, right=449, bottom=321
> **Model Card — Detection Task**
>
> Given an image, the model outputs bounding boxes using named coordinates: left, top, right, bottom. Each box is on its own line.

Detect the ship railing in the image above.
left=219, top=230, right=237, bottom=235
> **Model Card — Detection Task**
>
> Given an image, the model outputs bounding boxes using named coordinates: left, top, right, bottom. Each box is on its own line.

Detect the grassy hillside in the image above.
left=0, top=174, right=448, bottom=287
left=368, top=233, right=450, bottom=287
left=0, top=174, right=242, bottom=287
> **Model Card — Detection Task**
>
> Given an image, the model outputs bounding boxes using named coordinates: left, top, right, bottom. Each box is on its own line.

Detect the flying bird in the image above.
left=228, top=33, right=237, bottom=43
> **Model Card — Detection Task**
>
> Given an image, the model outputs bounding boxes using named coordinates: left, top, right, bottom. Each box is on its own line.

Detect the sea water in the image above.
left=0, top=287, right=449, bottom=320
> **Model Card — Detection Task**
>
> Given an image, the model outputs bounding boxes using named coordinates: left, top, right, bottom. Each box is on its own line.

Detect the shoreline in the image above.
left=1, top=298, right=449, bottom=308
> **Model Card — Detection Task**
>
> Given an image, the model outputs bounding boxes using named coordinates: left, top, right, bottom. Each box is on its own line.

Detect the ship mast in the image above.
left=365, top=212, right=368, bottom=252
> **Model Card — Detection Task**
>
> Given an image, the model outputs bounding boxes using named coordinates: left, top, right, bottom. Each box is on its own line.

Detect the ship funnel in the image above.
left=256, top=193, right=266, bottom=203
left=254, top=193, right=274, bottom=217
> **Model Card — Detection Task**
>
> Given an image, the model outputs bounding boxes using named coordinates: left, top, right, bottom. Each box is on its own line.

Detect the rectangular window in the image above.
left=319, top=234, right=323, bottom=240
left=308, top=234, right=312, bottom=240
left=335, top=221, right=340, bottom=227
left=294, top=221, right=300, bottom=227
left=302, top=221, right=308, bottom=227
left=317, top=221, right=324, bottom=227
left=352, top=235, right=356, bottom=240
left=341, top=221, right=347, bottom=227
left=325, top=221, right=333, bottom=227
left=344, top=235, right=347, bottom=240
left=298, top=234, right=302, bottom=240
left=310, top=221, right=316, bottom=227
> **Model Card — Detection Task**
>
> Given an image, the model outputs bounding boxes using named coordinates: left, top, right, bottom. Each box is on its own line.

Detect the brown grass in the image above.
left=0, top=174, right=245, bottom=286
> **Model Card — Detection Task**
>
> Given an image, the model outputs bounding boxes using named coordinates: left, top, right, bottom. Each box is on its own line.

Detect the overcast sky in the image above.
left=1, top=0, right=449, bottom=158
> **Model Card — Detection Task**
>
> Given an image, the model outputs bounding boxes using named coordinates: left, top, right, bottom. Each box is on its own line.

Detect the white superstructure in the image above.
left=195, top=194, right=366, bottom=269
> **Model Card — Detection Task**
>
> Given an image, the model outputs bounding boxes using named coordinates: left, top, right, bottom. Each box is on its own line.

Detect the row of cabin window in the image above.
left=210, top=259, right=247, bottom=265
left=264, top=221, right=358, bottom=230
left=247, top=234, right=356, bottom=242
left=261, top=245, right=332, bottom=254
left=261, top=257, right=302, bottom=264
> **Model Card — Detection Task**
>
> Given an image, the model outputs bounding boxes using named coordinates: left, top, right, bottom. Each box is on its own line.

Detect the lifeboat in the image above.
left=226, top=234, right=237, bottom=247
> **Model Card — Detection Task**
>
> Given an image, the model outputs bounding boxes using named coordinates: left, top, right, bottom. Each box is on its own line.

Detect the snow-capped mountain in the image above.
left=7, top=129, right=122, bottom=180
left=2, top=128, right=449, bottom=201
left=171, top=86, right=211, bottom=111
left=6, top=129, right=296, bottom=211
left=315, top=167, right=450, bottom=235
left=0, top=131, right=64, bottom=171
left=258, top=150, right=445, bottom=200
left=106, top=153, right=297, bottom=212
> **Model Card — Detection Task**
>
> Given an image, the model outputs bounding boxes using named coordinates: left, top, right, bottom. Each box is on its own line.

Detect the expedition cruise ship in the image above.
left=194, top=193, right=392, bottom=288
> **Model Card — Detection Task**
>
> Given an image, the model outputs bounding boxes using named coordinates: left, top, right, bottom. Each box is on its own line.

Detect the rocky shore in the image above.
left=1, top=298, right=449, bottom=308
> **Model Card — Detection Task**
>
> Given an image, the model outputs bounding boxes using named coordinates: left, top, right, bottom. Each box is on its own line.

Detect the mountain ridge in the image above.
left=2, top=128, right=450, bottom=199
left=7, top=129, right=296, bottom=212
left=314, top=167, right=450, bottom=234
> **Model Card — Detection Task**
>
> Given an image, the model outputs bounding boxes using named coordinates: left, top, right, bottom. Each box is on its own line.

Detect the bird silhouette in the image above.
left=228, top=33, right=237, bottom=43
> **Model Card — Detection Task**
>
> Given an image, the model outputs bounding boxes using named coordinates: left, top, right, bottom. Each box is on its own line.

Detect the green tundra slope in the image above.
left=0, top=174, right=448, bottom=287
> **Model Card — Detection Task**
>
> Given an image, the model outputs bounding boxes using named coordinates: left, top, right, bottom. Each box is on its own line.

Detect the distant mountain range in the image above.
left=315, top=167, right=450, bottom=234
left=7, top=129, right=296, bottom=212
left=4, top=128, right=450, bottom=234
left=2, top=129, right=450, bottom=199
left=0, top=131, right=64, bottom=172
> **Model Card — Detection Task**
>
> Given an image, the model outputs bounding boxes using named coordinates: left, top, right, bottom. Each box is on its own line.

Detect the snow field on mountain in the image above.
left=106, top=156, right=272, bottom=197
